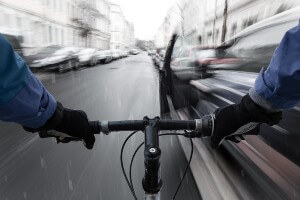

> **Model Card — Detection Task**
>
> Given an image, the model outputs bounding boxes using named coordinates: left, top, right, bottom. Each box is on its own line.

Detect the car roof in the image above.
left=224, top=6, right=300, bottom=45
left=179, top=45, right=216, bottom=51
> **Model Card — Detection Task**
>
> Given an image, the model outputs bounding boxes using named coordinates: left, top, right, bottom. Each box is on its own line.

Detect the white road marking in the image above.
left=212, top=93, right=235, bottom=105
left=51, top=74, right=56, bottom=83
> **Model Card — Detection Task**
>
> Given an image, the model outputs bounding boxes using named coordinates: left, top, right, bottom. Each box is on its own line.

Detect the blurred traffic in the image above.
left=1, top=0, right=300, bottom=199
left=3, top=32, right=141, bottom=73
left=155, top=4, right=300, bottom=200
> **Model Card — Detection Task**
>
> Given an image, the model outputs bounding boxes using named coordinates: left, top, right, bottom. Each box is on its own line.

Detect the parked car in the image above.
left=148, top=49, right=155, bottom=56
left=153, top=49, right=165, bottom=70
left=95, top=50, right=113, bottom=64
left=170, top=45, right=241, bottom=81
left=120, top=50, right=129, bottom=58
left=27, top=45, right=61, bottom=69
left=77, top=48, right=98, bottom=66
left=31, top=46, right=80, bottom=72
left=130, top=49, right=140, bottom=55
left=111, top=49, right=121, bottom=60
left=162, top=7, right=300, bottom=200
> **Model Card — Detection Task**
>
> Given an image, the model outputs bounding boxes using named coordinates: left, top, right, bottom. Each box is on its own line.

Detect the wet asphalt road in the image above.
left=0, top=53, right=201, bottom=200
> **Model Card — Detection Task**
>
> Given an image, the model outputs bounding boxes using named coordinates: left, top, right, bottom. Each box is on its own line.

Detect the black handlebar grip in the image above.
left=88, top=121, right=101, bottom=134
left=201, top=115, right=213, bottom=137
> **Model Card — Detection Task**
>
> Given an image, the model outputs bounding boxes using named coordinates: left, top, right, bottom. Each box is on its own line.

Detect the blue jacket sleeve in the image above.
left=250, top=24, right=300, bottom=110
left=0, top=34, right=57, bottom=128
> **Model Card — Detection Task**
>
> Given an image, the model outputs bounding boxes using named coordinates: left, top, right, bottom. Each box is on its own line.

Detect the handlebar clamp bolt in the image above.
left=149, top=148, right=157, bottom=154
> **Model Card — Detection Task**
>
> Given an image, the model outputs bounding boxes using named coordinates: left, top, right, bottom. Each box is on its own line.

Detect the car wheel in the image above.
left=89, top=59, right=95, bottom=66
left=58, top=64, right=65, bottom=73
left=73, top=61, right=80, bottom=70
left=66, top=60, right=74, bottom=70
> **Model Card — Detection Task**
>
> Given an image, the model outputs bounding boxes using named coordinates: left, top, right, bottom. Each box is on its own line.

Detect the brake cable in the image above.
left=122, top=131, right=194, bottom=200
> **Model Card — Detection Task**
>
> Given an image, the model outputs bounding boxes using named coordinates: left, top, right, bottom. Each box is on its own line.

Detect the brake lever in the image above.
left=225, top=123, right=260, bottom=143
left=39, top=130, right=82, bottom=144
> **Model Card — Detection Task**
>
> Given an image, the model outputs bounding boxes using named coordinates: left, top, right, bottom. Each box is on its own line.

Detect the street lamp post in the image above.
left=221, top=0, right=228, bottom=43
left=212, top=0, right=217, bottom=44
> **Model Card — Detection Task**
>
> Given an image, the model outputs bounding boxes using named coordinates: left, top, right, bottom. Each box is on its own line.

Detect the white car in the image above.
left=77, top=48, right=97, bottom=66
left=95, top=50, right=113, bottom=64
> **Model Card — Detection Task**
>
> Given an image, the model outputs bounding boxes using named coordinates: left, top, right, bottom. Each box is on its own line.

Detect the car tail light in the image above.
left=209, top=58, right=239, bottom=64
left=197, top=58, right=216, bottom=65
left=197, top=58, right=239, bottom=65
left=172, top=61, right=179, bottom=66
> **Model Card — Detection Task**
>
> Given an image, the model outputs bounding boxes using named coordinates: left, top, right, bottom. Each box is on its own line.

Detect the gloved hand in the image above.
left=23, top=102, right=95, bottom=149
left=209, top=94, right=282, bottom=148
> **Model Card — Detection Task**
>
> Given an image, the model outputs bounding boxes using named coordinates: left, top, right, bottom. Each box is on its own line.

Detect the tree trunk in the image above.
left=221, top=0, right=228, bottom=43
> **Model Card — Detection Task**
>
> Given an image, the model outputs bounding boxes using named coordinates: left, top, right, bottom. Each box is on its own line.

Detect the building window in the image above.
left=16, top=17, right=22, bottom=30
left=72, top=5, right=75, bottom=17
left=61, top=30, right=64, bottom=45
left=49, top=26, right=52, bottom=43
left=215, top=29, right=219, bottom=43
left=59, top=1, right=63, bottom=12
left=242, top=19, right=248, bottom=29
left=248, top=17, right=257, bottom=27
left=230, top=23, right=237, bottom=37
left=53, top=0, right=56, bottom=10
left=207, top=31, right=212, bottom=40
left=242, top=16, right=258, bottom=30
left=43, top=25, right=47, bottom=43
left=55, top=28, right=58, bottom=43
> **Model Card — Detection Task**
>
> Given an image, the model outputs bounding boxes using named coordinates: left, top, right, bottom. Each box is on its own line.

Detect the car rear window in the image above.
left=215, top=49, right=236, bottom=58
left=3, top=34, right=21, bottom=49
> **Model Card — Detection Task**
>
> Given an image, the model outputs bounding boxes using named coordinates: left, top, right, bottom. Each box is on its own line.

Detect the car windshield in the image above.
left=215, top=49, right=236, bottom=58
left=78, top=49, right=95, bottom=55
left=37, top=46, right=61, bottom=55
left=194, top=49, right=216, bottom=58
left=53, top=47, right=76, bottom=55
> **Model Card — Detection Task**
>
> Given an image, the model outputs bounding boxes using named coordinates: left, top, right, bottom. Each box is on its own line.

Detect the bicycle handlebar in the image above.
left=88, top=115, right=213, bottom=137
left=39, top=115, right=213, bottom=197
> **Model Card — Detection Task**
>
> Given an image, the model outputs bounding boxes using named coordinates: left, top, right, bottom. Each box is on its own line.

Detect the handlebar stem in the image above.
left=142, top=116, right=163, bottom=194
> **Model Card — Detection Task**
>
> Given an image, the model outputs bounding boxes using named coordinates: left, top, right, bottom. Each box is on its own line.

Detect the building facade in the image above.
left=71, top=0, right=110, bottom=49
left=154, top=5, right=182, bottom=48
left=0, top=0, right=111, bottom=55
left=154, top=0, right=300, bottom=47
left=203, top=0, right=300, bottom=46
left=109, top=3, right=134, bottom=50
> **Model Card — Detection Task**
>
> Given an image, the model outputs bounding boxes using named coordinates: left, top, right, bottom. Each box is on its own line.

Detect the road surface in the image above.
left=0, top=53, right=201, bottom=200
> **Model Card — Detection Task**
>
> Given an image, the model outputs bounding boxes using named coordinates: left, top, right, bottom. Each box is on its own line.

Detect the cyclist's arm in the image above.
left=250, top=23, right=300, bottom=111
left=0, top=33, right=57, bottom=129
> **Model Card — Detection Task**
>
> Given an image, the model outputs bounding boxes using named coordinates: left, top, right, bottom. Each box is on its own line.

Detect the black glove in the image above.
left=23, top=102, right=95, bottom=149
left=209, top=94, right=282, bottom=148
